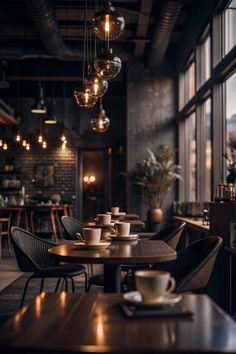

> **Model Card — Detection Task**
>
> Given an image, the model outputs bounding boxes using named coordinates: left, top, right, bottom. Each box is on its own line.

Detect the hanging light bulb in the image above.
left=61, top=133, right=66, bottom=142
left=74, top=82, right=98, bottom=108
left=94, top=48, right=121, bottom=80
left=42, top=141, right=47, bottom=149
left=16, top=133, right=21, bottom=142
left=85, top=73, right=108, bottom=98
left=26, top=143, right=31, bottom=151
left=0, top=139, right=3, bottom=147
left=38, top=134, right=43, bottom=143
left=22, top=140, right=27, bottom=147
left=90, top=98, right=110, bottom=133
left=31, top=82, right=47, bottom=114
left=61, top=141, right=67, bottom=150
left=3, top=143, right=8, bottom=150
left=92, top=1, right=125, bottom=41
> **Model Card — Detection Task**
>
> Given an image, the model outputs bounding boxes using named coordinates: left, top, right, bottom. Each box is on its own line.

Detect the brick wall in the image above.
left=0, top=139, right=76, bottom=206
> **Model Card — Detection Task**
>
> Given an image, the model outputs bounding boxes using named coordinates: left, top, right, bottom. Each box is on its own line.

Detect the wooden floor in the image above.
left=0, top=253, right=22, bottom=291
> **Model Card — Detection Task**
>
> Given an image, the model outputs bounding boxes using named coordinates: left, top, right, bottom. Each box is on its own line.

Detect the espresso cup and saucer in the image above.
left=96, top=213, right=112, bottom=226
left=123, top=270, right=181, bottom=306
left=111, top=206, right=120, bottom=215
left=110, top=222, right=139, bottom=241
left=76, top=228, right=101, bottom=244
left=74, top=228, right=111, bottom=250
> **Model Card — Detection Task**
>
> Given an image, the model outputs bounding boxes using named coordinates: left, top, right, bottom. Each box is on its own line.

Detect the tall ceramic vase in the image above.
left=147, top=207, right=163, bottom=232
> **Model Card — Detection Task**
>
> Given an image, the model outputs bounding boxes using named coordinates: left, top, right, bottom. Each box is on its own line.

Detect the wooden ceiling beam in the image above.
left=134, top=0, right=153, bottom=57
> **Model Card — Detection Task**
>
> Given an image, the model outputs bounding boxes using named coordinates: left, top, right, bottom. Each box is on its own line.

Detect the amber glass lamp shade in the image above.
left=94, top=48, right=121, bottom=80
left=85, top=73, right=108, bottom=98
left=92, top=2, right=125, bottom=41
left=31, top=84, right=47, bottom=114
left=91, top=105, right=110, bottom=133
left=74, top=83, right=98, bottom=109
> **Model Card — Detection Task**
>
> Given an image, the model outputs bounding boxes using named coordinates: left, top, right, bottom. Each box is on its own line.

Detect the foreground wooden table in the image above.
left=49, top=240, right=176, bottom=292
left=1, top=293, right=236, bottom=354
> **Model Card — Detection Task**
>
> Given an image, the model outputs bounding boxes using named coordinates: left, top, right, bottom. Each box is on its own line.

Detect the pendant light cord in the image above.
left=82, top=0, right=88, bottom=83
left=17, top=60, right=20, bottom=116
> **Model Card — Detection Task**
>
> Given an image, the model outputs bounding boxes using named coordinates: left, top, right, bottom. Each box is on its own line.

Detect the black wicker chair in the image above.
left=150, top=236, right=223, bottom=292
left=61, top=216, right=102, bottom=291
left=11, top=226, right=88, bottom=308
left=148, top=221, right=186, bottom=249
left=122, top=221, right=186, bottom=290
left=61, top=215, right=85, bottom=240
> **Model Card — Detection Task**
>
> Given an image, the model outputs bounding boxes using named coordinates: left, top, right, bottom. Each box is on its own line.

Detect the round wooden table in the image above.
left=49, top=240, right=176, bottom=292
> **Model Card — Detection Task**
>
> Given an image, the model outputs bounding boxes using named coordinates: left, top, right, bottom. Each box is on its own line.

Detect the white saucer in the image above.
left=74, top=242, right=111, bottom=250
left=106, top=211, right=126, bottom=216
left=123, top=291, right=182, bottom=307
left=109, top=234, right=139, bottom=241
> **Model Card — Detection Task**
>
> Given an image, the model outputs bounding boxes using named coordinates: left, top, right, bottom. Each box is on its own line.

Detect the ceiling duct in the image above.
left=25, top=0, right=83, bottom=60
left=148, top=1, right=182, bottom=69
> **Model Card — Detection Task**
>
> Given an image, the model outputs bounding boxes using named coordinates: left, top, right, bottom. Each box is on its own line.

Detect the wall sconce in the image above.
left=83, top=175, right=96, bottom=184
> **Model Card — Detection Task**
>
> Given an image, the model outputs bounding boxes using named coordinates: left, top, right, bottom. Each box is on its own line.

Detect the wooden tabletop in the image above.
left=173, top=216, right=210, bottom=231
left=1, top=293, right=236, bottom=354
left=49, top=240, right=176, bottom=264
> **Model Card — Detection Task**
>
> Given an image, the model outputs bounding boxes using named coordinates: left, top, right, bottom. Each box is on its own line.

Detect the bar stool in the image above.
left=0, top=216, right=12, bottom=261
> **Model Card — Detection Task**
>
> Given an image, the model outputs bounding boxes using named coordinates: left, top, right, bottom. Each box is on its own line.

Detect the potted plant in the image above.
left=129, top=145, right=181, bottom=225
left=223, top=139, right=236, bottom=183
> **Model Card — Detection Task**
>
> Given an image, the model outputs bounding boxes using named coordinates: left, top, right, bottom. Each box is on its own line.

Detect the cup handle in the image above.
left=76, top=233, right=84, bottom=242
left=110, top=226, right=118, bottom=236
left=166, top=276, right=176, bottom=293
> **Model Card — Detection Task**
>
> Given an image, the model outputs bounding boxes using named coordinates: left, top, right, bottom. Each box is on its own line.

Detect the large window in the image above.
left=226, top=72, right=236, bottom=143
left=196, top=34, right=211, bottom=89
left=224, top=0, right=236, bottom=55
left=178, top=2, right=236, bottom=203
left=179, top=58, right=195, bottom=110
left=188, top=112, right=197, bottom=201
left=203, top=98, right=212, bottom=201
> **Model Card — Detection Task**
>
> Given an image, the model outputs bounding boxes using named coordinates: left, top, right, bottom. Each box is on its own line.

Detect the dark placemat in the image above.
left=121, top=303, right=193, bottom=318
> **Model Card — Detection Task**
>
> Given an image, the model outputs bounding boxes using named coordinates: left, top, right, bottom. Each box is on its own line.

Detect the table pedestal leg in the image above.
left=104, top=264, right=121, bottom=293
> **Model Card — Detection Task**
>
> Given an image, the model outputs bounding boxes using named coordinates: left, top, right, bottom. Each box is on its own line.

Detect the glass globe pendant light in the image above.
left=92, top=1, right=125, bottom=41
left=85, top=72, right=108, bottom=98
left=94, top=47, right=121, bottom=80
left=74, top=82, right=98, bottom=108
left=90, top=97, right=110, bottom=133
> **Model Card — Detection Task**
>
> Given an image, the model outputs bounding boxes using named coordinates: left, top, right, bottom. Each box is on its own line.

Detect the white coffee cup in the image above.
left=115, top=222, right=130, bottom=237
left=97, top=214, right=111, bottom=225
left=111, top=206, right=120, bottom=215
left=135, top=270, right=176, bottom=302
left=76, top=228, right=101, bottom=244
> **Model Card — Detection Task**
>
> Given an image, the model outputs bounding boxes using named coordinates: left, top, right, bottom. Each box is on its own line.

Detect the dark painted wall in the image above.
left=126, top=60, right=177, bottom=225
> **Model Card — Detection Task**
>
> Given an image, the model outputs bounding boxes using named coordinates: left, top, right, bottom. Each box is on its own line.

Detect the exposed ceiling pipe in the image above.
left=0, top=44, right=52, bottom=60
left=25, top=0, right=83, bottom=60
left=148, top=1, right=182, bottom=69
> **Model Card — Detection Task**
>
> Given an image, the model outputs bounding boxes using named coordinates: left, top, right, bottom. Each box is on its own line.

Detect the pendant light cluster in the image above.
left=74, top=0, right=125, bottom=133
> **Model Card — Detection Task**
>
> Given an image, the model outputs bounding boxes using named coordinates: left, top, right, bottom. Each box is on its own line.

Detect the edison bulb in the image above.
left=85, top=73, right=108, bottom=98
left=74, top=83, right=98, bottom=108
left=92, top=2, right=125, bottom=41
